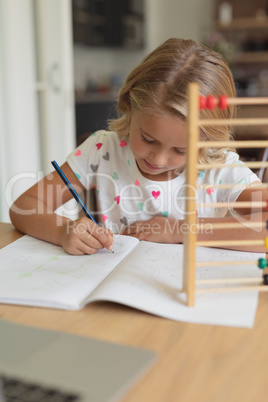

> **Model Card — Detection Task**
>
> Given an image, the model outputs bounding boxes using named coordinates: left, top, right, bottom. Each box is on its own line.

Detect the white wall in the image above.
left=0, top=0, right=41, bottom=222
left=73, top=0, right=215, bottom=90
left=146, top=0, right=215, bottom=50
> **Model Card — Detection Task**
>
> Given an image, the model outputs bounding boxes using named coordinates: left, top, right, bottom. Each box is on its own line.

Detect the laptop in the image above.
left=0, top=319, right=156, bottom=402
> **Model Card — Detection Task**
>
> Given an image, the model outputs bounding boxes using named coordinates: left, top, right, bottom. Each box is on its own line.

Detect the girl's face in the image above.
left=129, top=111, right=187, bottom=181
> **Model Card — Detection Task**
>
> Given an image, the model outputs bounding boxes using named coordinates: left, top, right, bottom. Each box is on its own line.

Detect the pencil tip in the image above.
left=107, top=244, right=114, bottom=253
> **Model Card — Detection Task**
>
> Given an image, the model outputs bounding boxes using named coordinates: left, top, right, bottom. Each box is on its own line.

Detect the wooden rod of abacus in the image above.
left=196, top=285, right=268, bottom=294
left=198, top=118, right=268, bottom=126
left=182, top=82, right=199, bottom=307
left=227, top=97, right=268, bottom=106
left=197, top=140, right=268, bottom=148
left=196, top=277, right=262, bottom=284
left=197, top=161, right=268, bottom=170
left=196, top=239, right=265, bottom=247
left=196, top=260, right=258, bottom=266
left=197, top=221, right=265, bottom=230
left=196, top=201, right=265, bottom=208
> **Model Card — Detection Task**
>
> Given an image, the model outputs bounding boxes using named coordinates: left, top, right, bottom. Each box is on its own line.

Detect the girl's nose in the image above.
left=150, top=150, right=168, bottom=167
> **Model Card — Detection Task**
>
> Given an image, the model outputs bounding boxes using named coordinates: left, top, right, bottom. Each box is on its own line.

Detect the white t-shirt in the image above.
left=67, top=130, right=259, bottom=233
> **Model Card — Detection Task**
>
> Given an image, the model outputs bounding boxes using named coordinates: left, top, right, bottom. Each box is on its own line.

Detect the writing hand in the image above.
left=61, top=217, right=113, bottom=255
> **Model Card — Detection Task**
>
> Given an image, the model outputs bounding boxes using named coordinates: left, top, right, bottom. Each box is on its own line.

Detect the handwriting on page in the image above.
left=96, top=243, right=261, bottom=300
left=0, top=235, right=138, bottom=294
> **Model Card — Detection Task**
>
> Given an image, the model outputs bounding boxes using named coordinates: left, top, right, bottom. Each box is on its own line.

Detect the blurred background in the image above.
left=1, top=0, right=268, bottom=222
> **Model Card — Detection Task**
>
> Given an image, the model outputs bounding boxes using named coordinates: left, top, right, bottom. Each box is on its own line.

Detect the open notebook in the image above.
left=0, top=235, right=264, bottom=327
left=0, top=319, right=156, bottom=402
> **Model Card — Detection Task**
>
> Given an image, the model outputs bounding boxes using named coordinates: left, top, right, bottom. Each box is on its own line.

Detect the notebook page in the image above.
left=88, top=241, right=264, bottom=328
left=0, top=235, right=139, bottom=310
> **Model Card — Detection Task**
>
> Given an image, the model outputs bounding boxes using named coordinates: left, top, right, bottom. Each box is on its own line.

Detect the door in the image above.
left=34, top=0, right=76, bottom=173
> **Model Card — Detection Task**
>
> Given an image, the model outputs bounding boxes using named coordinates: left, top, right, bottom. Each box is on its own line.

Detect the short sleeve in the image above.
left=66, top=130, right=107, bottom=189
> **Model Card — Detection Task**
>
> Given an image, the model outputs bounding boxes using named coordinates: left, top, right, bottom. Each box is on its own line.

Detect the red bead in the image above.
left=219, top=95, right=228, bottom=110
left=206, top=95, right=216, bottom=110
left=199, top=96, right=207, bottom=110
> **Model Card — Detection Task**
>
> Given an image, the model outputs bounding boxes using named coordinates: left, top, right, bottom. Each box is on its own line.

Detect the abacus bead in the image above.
left=258, top=258, right=267, bottom=269
left=218, top=95, right=228, bottom=110
left=263, top=274, right=268, bottom=285
left=265, top=236, right=268, bottom=249
left=199, top=96, right=206, bottom=110
left=206, top=95, right=216, bottom=110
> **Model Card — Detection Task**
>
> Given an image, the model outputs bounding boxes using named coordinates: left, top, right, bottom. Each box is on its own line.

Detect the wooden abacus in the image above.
left=183, top=82, right=268, bottom=307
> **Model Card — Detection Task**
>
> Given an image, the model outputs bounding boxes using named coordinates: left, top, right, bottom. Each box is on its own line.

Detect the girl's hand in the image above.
left=60, top=217, right=114, bottom=255
left=121, top=216, right=182, bottom=244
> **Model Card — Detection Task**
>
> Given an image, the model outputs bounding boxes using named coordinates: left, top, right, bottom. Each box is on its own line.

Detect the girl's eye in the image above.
left=140, top=131, right=185, bottom=155
left=141, top=133, right=156, bottom=144
left=174, top=149, right=185, bottom=156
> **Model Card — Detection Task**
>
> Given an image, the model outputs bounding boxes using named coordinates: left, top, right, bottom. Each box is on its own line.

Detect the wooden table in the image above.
left=1, top=222, right=268, bottom=402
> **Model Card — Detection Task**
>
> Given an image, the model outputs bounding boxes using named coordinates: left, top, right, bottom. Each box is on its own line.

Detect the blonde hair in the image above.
left=108, top=37, right=237, bottom=164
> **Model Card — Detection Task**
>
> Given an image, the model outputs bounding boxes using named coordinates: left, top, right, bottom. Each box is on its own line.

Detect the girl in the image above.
left=10, top=38, right=268, bottom=254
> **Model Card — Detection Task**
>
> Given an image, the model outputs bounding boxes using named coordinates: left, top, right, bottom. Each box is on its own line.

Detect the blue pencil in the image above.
left=51, top=160, right=98, bottom=225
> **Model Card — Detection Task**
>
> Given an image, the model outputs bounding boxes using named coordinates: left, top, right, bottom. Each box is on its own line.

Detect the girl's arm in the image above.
left=9, top=162, right=113, bottom=254
left=122, top=181, right=268, bottom=253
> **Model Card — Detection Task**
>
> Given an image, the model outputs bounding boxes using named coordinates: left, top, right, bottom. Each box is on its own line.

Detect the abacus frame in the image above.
left=182, top=82, right=268, bottom=307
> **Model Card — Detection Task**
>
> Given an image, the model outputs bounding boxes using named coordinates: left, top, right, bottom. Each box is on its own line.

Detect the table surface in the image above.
left=0, top=222, right=268, bottom=402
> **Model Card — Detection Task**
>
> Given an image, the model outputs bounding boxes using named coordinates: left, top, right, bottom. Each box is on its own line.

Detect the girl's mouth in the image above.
left=144, top=159, right=163, bottom=170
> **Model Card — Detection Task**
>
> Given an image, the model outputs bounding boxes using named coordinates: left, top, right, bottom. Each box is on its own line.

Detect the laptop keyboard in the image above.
left=0, top=375, right=81, bottom=401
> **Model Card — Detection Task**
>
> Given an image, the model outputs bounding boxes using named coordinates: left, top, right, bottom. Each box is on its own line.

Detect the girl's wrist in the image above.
left=165, top=218, right=182, bottom=243
left=55, top=219, right=72, bottom=247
